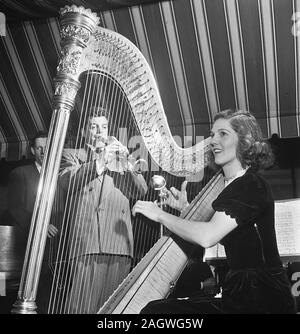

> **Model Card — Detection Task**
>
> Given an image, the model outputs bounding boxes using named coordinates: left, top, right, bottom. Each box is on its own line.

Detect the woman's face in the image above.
left=210, top=118, right=239, bottom=168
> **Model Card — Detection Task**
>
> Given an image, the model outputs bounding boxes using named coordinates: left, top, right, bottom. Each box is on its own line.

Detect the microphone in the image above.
left=151, top=175, right=179, bottom=201
left=151, top=175, right=168, bottom=200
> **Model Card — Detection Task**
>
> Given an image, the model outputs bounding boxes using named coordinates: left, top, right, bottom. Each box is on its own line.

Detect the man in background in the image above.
left=7, top=131, right=58, bottom=313
left=7, top=131, right=57, bottom=249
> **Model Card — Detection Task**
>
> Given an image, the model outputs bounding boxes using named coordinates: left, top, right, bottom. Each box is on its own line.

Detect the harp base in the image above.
left=11, top=299, right=37, bottom=314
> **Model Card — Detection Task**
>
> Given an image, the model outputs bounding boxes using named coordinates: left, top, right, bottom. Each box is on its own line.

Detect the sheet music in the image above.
left=205, top=198, right=300, bottom=260
left=275, top=198, right=300, bottom=256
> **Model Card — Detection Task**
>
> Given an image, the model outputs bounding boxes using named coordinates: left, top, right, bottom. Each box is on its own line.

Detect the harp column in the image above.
left=11, top=6, right=99, bottom=314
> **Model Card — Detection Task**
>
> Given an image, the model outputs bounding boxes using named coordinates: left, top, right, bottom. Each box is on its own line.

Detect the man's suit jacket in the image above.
left=7, top=163, right=62, bottom=313
left=7, top=163, right=40, bottom=254
left=59, top=148, right=147, bottom=259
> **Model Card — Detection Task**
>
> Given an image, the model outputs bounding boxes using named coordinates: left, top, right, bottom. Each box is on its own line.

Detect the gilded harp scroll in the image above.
left=12, top=5, right=216, bottom=314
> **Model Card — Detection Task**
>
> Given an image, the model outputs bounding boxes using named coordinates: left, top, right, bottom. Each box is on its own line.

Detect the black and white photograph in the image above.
left=0, top=0, right=299, bottom=324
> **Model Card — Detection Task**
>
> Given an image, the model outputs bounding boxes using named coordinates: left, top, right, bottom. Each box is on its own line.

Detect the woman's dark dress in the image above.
left=141, top=170, right=297, bottom=314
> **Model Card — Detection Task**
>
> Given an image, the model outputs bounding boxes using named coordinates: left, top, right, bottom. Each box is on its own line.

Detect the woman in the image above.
left=132, top=109, right=296, bottom=314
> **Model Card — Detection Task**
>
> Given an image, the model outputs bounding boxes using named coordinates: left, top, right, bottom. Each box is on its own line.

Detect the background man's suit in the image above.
left=7, top=163, right=57, bottom=313
left=8, top=163, right=40, bottom=255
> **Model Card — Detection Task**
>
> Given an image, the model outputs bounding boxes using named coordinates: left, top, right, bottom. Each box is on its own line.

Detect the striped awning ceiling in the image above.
left=1, top=0, right=300, bottom=161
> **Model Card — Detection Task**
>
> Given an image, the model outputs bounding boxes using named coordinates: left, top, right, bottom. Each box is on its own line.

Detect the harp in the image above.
left=11, top=6, right=223, bottom=314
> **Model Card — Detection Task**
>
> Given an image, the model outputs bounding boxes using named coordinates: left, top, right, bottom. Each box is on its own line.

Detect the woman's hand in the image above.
left=132, top=200, right=164, bottom=222
left=162, top=181, right=189, bottom=212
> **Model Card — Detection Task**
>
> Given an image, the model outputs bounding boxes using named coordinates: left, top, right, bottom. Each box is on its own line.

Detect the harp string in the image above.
left=58, top=74, right=95, bottom=314
left=49, top=62, right=98, bottom=313
left=103, top=37, right=155, bottom=279
left=48, top=47, right=144, bottom=313
left=68, top=69, right=99, bottom=312
left=74, top=72, right=115, bottom=312
left=86, top=45, right=127, bottom=309
left=63, top=77, right=107, bottom=314
left=71, top=77, right=98, bottom=314
left=66, top=40, right=122, bottom=313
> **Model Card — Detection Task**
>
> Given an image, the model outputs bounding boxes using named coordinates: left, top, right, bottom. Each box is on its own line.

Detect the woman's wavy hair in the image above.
left=208, top=109, right=274, bottom=171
